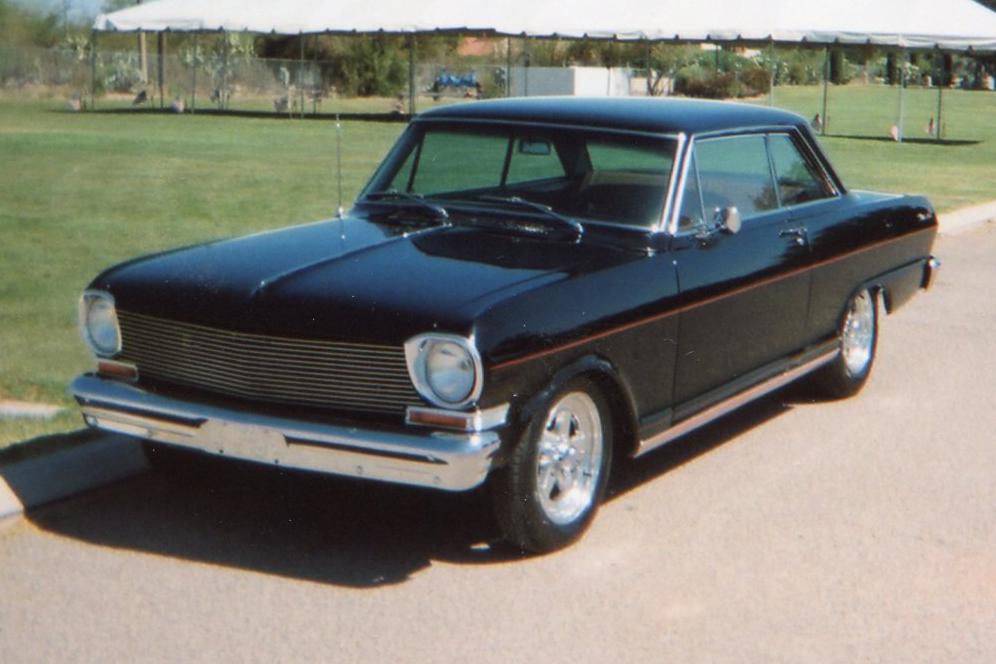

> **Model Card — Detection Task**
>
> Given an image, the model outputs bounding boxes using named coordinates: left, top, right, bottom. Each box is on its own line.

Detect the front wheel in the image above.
left=812, top=288, right=878, bottom=398
left=491, top=378, right=613, bottom=554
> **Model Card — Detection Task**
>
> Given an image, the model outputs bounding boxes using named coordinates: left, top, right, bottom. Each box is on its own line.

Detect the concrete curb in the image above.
left=0, top=435, right=150, bottom=522
left=938, top=201, right=996, bottom=235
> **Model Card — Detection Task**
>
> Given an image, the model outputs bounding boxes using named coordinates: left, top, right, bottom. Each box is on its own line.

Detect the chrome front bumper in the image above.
left=71, top=374, right=501, bottom=491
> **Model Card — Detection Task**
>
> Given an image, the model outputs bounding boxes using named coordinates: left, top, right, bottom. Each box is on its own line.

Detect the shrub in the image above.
left=674, top=64, right=770, bottom=99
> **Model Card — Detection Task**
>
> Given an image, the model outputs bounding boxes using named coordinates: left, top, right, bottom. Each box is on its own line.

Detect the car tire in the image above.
left=812, top=287, right=878, bottom=398
left=491, top=377, right=613, bottom=554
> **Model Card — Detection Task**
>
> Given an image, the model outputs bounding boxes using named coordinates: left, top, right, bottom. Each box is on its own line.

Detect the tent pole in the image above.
left=821, top=45, right=829, bottom=136
left=299, top=35, right=305, bottom=119
left=524, top=37, right=530, bottom=96
left=936, top=53, right=944, bottom=142
left=157, top=31, right=165, bottom=109
left=89, top=30, right=97, bottom=110
left=506, top=37, right=512, bottom=98
left=768, top=40, right=775, bottom=106
left=408, top=34, right=416, bottom=117
left=897, top=48, right=906, bottom=143
left=221, top=31, right=229, bottom=110
left=190, top=33, right=198, bottom=113
left=645, top=39, right=652, bottom=96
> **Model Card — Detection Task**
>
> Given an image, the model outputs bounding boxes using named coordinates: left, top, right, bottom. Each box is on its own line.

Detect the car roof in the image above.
left=417, top=96, right=808, bottom=136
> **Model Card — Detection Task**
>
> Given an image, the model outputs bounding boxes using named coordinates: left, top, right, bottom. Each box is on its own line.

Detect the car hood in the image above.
left=92, top=213, right=637, bottom=344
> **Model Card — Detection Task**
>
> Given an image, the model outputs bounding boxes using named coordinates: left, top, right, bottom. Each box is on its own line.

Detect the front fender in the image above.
left=498, top=354, right=639, bottom=463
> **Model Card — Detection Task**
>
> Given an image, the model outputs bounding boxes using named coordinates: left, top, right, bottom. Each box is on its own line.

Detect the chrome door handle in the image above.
left=779, top=227, right=807, bottom=246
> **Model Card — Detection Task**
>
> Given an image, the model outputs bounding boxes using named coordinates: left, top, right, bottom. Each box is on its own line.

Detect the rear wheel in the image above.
left=491, top=378, right=613, bottom=554
left=812, top=288, right=878, bottom=398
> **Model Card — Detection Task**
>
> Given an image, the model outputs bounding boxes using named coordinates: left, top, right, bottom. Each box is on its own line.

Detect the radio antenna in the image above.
left=334, top=113, right=344, bottom=218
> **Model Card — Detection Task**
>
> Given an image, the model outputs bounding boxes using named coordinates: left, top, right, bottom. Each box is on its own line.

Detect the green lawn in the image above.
left=1, top=86, right=994, bottom=448
left=0, top=96, right=405, bottom=446
left=767, top=85, right=996, bottom=211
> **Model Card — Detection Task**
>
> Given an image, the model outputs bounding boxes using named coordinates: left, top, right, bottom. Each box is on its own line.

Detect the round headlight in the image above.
left=426, top=341, right=475, bottom=404
left=405, top=334, right=482, bottom=408
left=80, top=292, right=121, bottom=357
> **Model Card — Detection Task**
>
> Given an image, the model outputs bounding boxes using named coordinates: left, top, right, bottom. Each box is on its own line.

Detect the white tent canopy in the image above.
left=95, top=0, right=996, bottom=53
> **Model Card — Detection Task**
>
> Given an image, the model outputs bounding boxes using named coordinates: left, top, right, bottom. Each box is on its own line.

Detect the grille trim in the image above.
left=117, top=311, right=421, bottom=415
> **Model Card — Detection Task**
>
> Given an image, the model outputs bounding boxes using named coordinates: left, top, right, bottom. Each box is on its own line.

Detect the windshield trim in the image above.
left=413, top=115, right=683, bottom=143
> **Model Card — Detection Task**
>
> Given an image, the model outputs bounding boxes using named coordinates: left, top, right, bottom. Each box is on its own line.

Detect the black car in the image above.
left=72, top=97, right=938, bottom=553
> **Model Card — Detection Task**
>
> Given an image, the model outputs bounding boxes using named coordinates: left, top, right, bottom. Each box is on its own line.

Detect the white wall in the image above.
left=508, top=66, right=635, bottom=97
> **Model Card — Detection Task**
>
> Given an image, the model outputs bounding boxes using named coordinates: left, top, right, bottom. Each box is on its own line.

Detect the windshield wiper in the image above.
left=478, top=195, right=583, bottom=239
left=362, top=190, right=450, bottom=222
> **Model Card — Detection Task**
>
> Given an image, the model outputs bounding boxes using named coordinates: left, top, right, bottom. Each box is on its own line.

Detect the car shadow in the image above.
left=27, top=386, right=808, bottom=588
left=606, top=387, right=796, bottom=501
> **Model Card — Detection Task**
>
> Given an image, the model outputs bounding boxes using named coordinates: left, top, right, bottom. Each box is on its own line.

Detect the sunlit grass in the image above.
left=765, top=84, right=996, bottom=211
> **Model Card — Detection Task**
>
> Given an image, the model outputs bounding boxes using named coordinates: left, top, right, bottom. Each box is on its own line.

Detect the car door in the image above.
left=670, top=133, right=812, bottom=414
left=765, top=131, right=851, bottom=346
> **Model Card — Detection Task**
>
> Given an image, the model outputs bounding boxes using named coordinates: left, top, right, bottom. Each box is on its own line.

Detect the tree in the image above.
left=101, top=0, right=138, bottom=11
left=0, top=0, right=64, bottom=47
left=256, top=33, right=459, bottom=97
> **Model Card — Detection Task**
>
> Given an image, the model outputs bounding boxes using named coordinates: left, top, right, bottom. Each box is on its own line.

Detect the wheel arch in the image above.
left=510, top=354, right=640, bottom=463
left=857, top=258, right=931, bottom=317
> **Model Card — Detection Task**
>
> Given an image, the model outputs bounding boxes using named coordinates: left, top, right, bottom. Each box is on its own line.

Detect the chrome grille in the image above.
left=117, top=311, right=421, bottom=415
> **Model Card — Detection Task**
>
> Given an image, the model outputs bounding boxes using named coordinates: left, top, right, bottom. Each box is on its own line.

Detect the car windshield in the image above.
left=361, top=122, right=678, bottom=230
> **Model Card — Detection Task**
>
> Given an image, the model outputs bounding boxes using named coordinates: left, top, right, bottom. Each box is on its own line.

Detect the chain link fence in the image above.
left=0, top=44, right=514, bottom=114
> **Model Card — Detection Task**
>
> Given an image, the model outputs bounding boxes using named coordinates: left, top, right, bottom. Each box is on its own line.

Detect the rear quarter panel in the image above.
left=801, top=191, right=937, bottom=341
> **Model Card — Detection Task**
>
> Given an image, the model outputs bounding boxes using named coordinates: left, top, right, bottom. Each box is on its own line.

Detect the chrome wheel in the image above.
left=534, top=391, right=604, bottom=525
left=491, top=377, right=613, bottom=553
left=842, top=289, right=875, bottom=376
left=811, top=287, right=878, bottom=399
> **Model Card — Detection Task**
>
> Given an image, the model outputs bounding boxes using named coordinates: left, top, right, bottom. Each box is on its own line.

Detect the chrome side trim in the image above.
left=659, top=131, right=688, bottom=234
left=634, top=347, right=839, bottom=457
left=71, top=374, right=500, bottom=491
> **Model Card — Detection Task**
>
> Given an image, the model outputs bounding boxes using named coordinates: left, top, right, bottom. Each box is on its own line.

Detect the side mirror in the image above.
left=714, top=206, right=742, bottom=234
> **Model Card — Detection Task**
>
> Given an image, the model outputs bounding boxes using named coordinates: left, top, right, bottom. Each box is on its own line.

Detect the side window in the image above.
left=694, top=135, right=778, bottom=218
left=678, top=152, right=704, bottom=232
left=768, top=133, right=834, bottom=206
